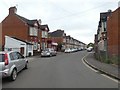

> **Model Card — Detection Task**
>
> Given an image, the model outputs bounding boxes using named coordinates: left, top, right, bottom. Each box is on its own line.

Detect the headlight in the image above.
left=46, top=53, right=50, bottom=55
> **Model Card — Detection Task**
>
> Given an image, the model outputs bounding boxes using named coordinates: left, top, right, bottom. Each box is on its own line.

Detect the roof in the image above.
left=16, top=14, right=38, bottom=26
left=100, top=11, right=111, bottom=22
left=40, top=24, right=49, bottom=31
left=11, top=37, right=33, bottom=45
left=49, top=30, right=64, bottom=37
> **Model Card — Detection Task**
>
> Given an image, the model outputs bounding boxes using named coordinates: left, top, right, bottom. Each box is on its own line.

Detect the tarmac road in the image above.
left=2, top=51, right=118, bottom=88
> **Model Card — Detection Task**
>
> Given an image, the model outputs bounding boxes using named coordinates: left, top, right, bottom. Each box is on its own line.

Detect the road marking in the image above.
left=82, top=53, right=119, bottom=83
left=101, top=74, right=119, bottom=83
left=82, top=54, right=98, bottom=73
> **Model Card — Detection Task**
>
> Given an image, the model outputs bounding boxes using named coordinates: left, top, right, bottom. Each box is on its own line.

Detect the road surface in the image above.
left=2, top=51, right=118, bottom=88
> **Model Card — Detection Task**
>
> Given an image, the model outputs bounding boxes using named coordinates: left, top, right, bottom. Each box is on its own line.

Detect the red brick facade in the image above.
left=48, top=37, right=64, bottom=44
left=2, top=7, right=40, bottom=52
left=2, top=12, right=29, bottom=46
left=107, top=7, right=120, bottom=57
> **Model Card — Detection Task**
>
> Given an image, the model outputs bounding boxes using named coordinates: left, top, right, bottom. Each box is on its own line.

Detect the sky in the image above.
left=0, top=0, right=119, bottom=44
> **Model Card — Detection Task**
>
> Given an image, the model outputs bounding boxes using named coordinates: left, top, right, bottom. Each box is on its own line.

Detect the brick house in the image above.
left=40, top=24, right=49, bottom=50
left=107, top=7, right=120, bottom=58
left=48, top=29, right=86, bottom=51
left=94, top=10, right=111, bottom=60
left=48, top=29, right=66, bottom=51
left=95, top=7, right=120, bottom=64
left=2, top=6, right=41, bottom=54
left=97, top=11, right=111, bottom=52
left=65, top=35, right=83, bottom=49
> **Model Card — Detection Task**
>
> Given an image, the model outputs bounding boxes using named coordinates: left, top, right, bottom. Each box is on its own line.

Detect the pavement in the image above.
left=83, top=52, right=120, bottom=80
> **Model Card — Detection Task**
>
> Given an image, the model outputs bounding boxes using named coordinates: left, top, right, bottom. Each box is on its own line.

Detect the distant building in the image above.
left=48, top=29, right=86, bottom=51
left=48, top=29, right=66, bottom=51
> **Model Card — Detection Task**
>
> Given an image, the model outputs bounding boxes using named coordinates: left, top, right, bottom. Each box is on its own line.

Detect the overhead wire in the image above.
left=44, top=2, right=117, bottom=23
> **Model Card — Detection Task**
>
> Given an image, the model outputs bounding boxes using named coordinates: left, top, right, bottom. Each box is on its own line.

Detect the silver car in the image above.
left=41, top=48, right=57, bottom=57
left=0, top=51, right=28, bottom=81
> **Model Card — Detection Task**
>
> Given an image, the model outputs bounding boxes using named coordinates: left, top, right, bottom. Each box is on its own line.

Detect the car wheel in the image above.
left=50, top=54, right=52, bottom=57
left=10, top=69, right=17, bottom=81
left=24, top=62, right=28, bottom=69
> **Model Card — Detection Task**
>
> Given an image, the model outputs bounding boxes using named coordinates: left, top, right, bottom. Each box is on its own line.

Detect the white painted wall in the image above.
left=5, top=36, right=33, bottom=57
left=27, top=44, right=33, bottom=56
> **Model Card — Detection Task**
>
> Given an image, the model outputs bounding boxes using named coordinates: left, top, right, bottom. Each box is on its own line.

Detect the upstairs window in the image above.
left=29, top=27, right=38, bottom=36
left=42, top=31, right=48, bottom=38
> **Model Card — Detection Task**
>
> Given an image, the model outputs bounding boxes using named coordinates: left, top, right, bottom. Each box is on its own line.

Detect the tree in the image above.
left=87, top=43, right=94, bottom=48
left=57, top=43, right=62, bottom=51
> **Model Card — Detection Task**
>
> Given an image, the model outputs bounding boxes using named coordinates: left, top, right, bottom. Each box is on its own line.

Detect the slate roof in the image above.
left=100, top=11, right=111, bottom=22
left=49, top=30, right=64, bottom=37
left=40, top=24, right=49, bottom=31
left=16, top=14, right=38, bottom=26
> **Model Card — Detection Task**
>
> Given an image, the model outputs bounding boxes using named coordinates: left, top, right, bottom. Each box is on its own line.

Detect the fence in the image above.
left=94, top=50, right=119, bottom=65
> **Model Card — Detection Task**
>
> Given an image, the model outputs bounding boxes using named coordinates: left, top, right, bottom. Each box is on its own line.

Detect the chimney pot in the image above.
left=9, top=6, right=17, bottom=15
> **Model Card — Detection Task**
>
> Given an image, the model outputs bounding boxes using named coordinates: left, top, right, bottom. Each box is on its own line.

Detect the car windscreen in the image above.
left=44, top=49, right=49, bottom=51
left=0, top=54, right=4, bottom=62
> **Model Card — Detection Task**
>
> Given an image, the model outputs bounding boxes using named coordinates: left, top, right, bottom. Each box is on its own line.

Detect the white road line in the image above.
left=82, top=58, right=98, bottom=73
left=101, top=74, right=118, bottom=83
left=81, top=53, right=119, bottom=83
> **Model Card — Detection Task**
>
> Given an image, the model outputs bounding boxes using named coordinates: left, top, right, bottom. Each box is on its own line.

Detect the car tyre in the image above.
left=10, top=69, right=17, bottom=81
left=24, top=62, right=28, bottom=69
left=50, top=53, right=52, bottom=57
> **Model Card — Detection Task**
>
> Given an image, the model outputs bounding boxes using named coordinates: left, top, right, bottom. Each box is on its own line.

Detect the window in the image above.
left=33, top=42, right=38, bottom=50
left=12, top=52, right=19, bottom=60
left=0, top=54, right=4, bottom=62
left=17, top=52, right=23, bottom=59
left=9, top=53, right=14, bottom=60
left=29, top=27, right=38, bottom=36
left=42, top=31, right=48, bottom=38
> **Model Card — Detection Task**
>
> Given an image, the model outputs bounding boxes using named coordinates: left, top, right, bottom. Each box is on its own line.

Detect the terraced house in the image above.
left=1, top=6, right=45, bottom=55
left=40, top=24, right=49, bottom=50
left=65, top=35, right=85, bottom=50
left=48, top=29, right=66, bottom=51
left=48, top=30, right=86, bottom=51
left=107, top=7, right=120, bottom=63
left=95, top=7, right=120, bottom=64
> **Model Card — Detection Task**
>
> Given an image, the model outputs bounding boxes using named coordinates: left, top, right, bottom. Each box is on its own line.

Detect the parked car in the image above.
left=0, top=51, right=28, bottom=81
left=64, top=48, right=71, bottom=53
left=41, top=48, right=57, bottom=57
left=87, top=47, right=93, bottom=52
left=71, top=48, right=78, bottom=52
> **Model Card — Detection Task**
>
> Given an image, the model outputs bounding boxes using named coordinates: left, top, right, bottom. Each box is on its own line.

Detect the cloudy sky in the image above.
left=0, top=0, right=119, bottom=44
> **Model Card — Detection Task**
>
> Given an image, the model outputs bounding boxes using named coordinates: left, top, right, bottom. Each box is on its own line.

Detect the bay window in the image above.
left=29, top=27, right=38, bottom=36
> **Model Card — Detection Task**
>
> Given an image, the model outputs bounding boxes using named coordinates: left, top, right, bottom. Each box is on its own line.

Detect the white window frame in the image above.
left=42, top=31, right=48, bottom=38
left=29, top=27, right=38, bottom=36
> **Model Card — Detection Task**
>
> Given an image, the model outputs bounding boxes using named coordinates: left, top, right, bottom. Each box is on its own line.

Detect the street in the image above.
left=2, top=51, right=118, bottom=88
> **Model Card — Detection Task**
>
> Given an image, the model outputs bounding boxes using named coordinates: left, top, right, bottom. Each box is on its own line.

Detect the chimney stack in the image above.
left=9, top=6, right=17, bottom=15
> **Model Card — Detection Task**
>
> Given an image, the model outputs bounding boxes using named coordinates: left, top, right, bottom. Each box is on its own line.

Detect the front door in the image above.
left=20, top=47, right=24, bottom=55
